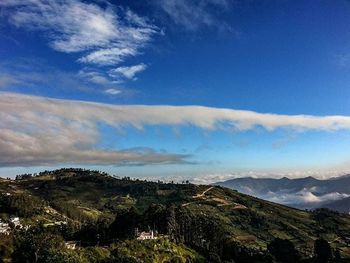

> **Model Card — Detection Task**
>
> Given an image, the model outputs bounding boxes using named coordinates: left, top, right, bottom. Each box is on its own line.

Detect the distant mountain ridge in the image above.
left=215, top=175, right=350, bottom=212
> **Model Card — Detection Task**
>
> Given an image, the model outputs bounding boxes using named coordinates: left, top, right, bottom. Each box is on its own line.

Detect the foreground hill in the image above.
left=215, top=175, right=350, bottom=212
left=1, top=168, right=350, bottom=262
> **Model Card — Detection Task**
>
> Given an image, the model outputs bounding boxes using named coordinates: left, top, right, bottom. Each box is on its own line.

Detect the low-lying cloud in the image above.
left=264, top=189, right=350, bottom=205
left=2, top=92, right=350, bottom=167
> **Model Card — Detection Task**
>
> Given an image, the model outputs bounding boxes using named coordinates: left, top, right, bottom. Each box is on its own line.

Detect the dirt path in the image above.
left=217, top=202, right=247, bottom=209
left=193, top=186, right=214, bottom=198
left=183, top=187, right=215, bottom=206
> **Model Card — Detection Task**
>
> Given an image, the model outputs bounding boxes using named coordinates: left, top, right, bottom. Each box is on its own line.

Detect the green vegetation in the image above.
left=111, top=239, right=205, bottom=263
left=1, top=168, right=350, bottom=262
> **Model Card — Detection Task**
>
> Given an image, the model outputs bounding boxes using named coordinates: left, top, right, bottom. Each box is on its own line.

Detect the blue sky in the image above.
left=1, top=0, right=350, bottom=182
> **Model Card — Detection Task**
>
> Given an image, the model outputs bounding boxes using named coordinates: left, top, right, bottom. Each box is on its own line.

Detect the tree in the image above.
left=334, top=248, right=341, bottom=260
left=12, top=232, right=65, bottom=263
left=0, top=234, right=13, bottom=262
left=314, top=238, right=332, bottom=263
left=143, top=204, right=167, bottom=233
left=109, top=207, right=140, bottom=239
left=267, top=238, right=299, bottom=263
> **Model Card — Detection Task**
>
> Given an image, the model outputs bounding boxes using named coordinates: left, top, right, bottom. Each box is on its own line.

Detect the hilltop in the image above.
left=1, top=168, right=350, bottom=263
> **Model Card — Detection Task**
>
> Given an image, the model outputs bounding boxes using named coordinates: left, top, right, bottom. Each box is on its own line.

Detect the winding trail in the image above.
left=182, top=186, right=215, bottom=207
left=193, top=186, right=214, bottom=198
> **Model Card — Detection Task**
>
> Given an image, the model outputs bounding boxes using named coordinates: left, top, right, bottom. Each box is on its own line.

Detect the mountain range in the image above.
left=215, top=175, right=350, bottom=212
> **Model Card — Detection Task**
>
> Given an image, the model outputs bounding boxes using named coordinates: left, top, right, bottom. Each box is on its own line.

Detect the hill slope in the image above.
left=1, top=169, right=350, bottom=262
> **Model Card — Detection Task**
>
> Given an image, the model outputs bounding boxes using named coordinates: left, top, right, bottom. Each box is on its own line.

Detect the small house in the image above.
left=0, top=221, right=10, bottom=235
left=65, top=241, right=77, bottom=250
left=137, top=230, right=157, bottom=240
left=10, top=217, right=21, bottom=228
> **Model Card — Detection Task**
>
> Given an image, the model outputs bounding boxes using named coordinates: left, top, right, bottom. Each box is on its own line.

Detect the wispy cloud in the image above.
left=0, top=63, right=116, bottom=95
left=109, top=63, right=147, bottom=80
left=105, top=88, right=121, bottom=95
left=78, top=47, right=138, bottom=66
left=78, top=68, right=118, bottom=85
left=334, top=53, right=350, bottom=68
left=272, top=132, right=297, bottom=149
left=2, top=92, right=350, bottom=167
left=0, top=74, right=21, bottom=88
left=154, top=0, right=231, bottom=31
left=0, top=0, right=158, bottom=91
left=1, top=0, right=233, bottom=92
left=1, top=0, right=158, bottom=66
left=0, top=63, right=89, bottom=92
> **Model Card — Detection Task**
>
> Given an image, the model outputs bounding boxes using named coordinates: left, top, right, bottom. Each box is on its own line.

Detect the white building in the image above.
left=65, top=241, right=77, bottom=250
left=137, top=230, right=157, bottom=240
left=10, top=217, right=21, bottom=228
left=0, top=221, right=10, bottom=235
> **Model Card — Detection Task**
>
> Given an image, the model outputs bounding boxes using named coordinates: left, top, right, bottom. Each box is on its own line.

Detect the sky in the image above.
left=1, top=0, right=350, bottom=183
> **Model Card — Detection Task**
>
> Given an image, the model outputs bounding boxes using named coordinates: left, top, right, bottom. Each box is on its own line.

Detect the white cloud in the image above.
left=0, top=64, right=92, bottom=92
left=109, top=63, right=147, bottom=80
left=155, top=0, right=231, bottom=31
left=1, top=0, right=158, bottom=66
left=265, top=189, right=350, bottom=205
left=334, top=53, right=350, bottom=68
left=78, top=69, right=117, bottom=85
left=0, top=74, right=21, bottom=88
left=79, top=47, right=138, bottom=66
left=2, top=92, right=350, bottom=167
left=0, top=62, right=129, bottom=96
left=4, top=92, right=350, bottom=132
left=192, top=173, right=239, bottom=184
left=0, top=92, right=188, bottom=167
left=105, top=88, right=121, bottom=95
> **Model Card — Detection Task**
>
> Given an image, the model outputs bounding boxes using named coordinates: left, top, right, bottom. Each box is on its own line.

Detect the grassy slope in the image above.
left=1, top=170, right=350, bottom=259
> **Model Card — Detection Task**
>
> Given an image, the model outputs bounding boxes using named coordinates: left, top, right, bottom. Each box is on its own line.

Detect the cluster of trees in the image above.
left=64, top=204, right=337, bottom=263
left=14, top=168, right=187, bottom=184
left=15, top=168, right=110, bottom=181
left=312, top=209, right=340, bottom=233
left=14, top=173, right=33, bottom=180
left=267, top=237, right=335, bottom=263
left=0, top=193, right=46, bottom=217
left=9, top=231, right=143, bottom=263
left=4, top=221, right=205, bottom=263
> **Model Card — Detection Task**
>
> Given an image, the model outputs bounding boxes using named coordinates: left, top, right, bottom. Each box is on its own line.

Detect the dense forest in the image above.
left=0, top=168, right=349, bottom=263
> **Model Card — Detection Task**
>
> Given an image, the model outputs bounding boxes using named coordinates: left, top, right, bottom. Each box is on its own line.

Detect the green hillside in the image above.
left=0, top=168, right=349, bottom=263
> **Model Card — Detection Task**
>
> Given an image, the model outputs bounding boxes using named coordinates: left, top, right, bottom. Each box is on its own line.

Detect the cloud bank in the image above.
left=264, top=189, right=350, bottom=206
left=0, top=92, right=190, bottom=167
left=2, top=92, right=350, bottom=167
